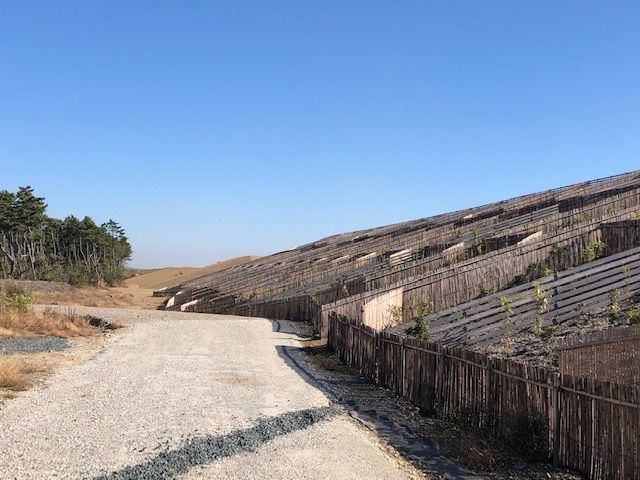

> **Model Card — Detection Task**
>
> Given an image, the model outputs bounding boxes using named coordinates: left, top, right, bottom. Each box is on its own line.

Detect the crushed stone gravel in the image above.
left=96, top=406, right=341, bottom=480
left=0, top=306, right=421, bottom=480
left=0, top=336, right=69, bottom=355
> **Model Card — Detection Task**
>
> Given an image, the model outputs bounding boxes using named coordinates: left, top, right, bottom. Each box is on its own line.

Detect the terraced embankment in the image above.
left=158, top=171, right=640, bottom=339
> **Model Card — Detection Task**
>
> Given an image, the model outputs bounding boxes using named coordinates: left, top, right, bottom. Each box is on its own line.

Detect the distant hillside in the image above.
left=123, top=256, right=261, bottom=289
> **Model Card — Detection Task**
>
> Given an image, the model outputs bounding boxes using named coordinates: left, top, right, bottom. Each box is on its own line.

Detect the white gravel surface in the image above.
left=0, top=307, right=419, bottom=479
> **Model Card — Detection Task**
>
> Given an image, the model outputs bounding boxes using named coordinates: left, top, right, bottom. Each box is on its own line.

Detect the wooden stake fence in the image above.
left=328, top=314, right=640, bottom=480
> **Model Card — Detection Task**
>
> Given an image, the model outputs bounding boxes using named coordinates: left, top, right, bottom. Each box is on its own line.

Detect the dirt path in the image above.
left=0, top=307, right=422, bottom=479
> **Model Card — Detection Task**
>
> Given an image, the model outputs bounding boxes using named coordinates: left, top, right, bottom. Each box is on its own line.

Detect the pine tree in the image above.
left=0, top=187, right=132, bottom=286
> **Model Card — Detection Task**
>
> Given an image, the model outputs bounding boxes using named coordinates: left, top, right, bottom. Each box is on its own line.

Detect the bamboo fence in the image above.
left=328, top=314, right=640, bottom=480
left=558, top=326, right=640, bottom=385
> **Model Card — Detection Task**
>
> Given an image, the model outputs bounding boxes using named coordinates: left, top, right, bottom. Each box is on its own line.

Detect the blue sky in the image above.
left=1, top=1, right=639, bottom=267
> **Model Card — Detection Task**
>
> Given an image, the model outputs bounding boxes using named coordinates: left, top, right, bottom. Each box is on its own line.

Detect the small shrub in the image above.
left=502, top=336, right=514, bottom=353
left=406, top=299, right=434, bottom=341
left=514, top=262, right=553, bottom=285
left=500, top=296, right=515, bottom=348
left=406, top=317, right=433, bottom=341
left=495, top=413, right=550, bottom=461
left=631, top=212, right=640, bottom=221
left=479, top=284, right=494, bottom=297
left=500, top=296, right=514, bottom=320
left=0, top=285, right=33, bottom=313
left=627, top=310, right=640, bottom=325
left=468, top=233, right=487, bottom=256
left=583, top=241, right=607, bottom=262
left=550, top=244, right=568, bottom=256
left=386, top=305, right=403, bottom=326
left=415, top=299, right=433, bottom=318
left=532, top=282, right=550, bottom=336
left=66, top=266, right=90, bottom=287
left=609, top=289, right=621, bottom=322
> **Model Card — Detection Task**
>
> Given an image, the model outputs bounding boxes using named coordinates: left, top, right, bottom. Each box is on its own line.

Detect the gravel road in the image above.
left=0, top=307, right=421, bottom=479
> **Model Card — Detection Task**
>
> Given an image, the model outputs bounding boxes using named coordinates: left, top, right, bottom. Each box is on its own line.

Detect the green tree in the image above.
left=0, top=187, right=132, bottom=286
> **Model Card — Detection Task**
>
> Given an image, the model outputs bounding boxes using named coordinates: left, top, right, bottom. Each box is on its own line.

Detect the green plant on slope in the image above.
left=386, top=305, right=403, bottom=326
left=551, top=244, right=568, bottom=257
left=500, top=296, right=514, bottom=321
left=479, top=284, right=494, bottom=297
left=406, top=299, right=434, bottom=341
left=514, top=262, right=553, bottom=285
left=609, top=289, right=621, bottom=322
left=583, top=241, right=607, bottom=262
left=532, top=282, right=550, bottom=336
left=627, top=310, right=640, bottom=325
left=0, top=285, right=33, bottom=313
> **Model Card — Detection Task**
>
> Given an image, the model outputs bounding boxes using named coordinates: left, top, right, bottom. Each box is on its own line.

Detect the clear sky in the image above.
left=1, top=1, right=639, bottom=268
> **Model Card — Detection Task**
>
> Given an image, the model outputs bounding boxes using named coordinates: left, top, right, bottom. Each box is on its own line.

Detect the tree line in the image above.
left=0, top=186, right=132, bottom=286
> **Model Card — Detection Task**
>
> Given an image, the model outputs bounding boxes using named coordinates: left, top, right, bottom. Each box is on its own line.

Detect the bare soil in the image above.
left=477, top=301, right=640, bottom=370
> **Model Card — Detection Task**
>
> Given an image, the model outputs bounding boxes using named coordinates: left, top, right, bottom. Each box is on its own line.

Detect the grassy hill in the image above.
left=123, top=256, right=261, bottom=290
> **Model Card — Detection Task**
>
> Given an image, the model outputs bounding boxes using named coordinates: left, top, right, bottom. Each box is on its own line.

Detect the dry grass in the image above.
left=0, top=357, right=47, bottom=391
left=122, top=267, right=201, bottom=289
left=123, top=255, right=262, bottom=289
left=0, top=308, right=98, bottom=338
left=0, top=286, right=116, bottom=402
left=34, top=287, right=162, bottom=310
